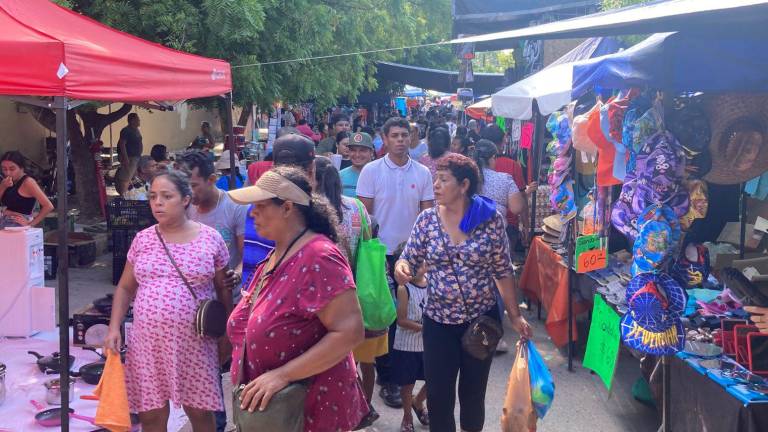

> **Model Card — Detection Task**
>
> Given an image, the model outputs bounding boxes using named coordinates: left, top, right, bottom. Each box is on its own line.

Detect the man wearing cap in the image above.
left=317, top=114, right=351, bottom=156
left=240, top=133, right=316, bottom=287
left=356, top=117, right=434, bottom=408
left=214, top=150, right=244, bottom=191
left=340, top=132, right=375, bottom=197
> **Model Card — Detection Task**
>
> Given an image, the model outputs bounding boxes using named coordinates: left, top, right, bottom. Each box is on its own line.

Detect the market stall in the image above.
left=0, top=0, right=232, bottom=429
left=519, top=27, right=768, bottom=432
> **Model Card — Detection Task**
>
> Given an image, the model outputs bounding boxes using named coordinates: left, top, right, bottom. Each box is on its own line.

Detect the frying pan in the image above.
left=30, top=400, right=96, bottom=428
left=31, top=400, right=141, bottom=429
left=92, top=294, right=113, bottom=315
left=27, top=351, right=75, bottom=373
left=77, top=347, right=126, bottom=385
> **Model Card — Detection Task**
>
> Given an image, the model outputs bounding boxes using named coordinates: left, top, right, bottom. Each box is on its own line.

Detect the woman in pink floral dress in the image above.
left=227, top=166, right=369, bottom=432
left=105, top=171, right=232, bottom=432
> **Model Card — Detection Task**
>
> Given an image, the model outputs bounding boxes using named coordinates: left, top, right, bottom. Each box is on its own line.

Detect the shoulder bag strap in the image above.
left=354, top=198, right=371, bottom=240
left=435, top=211, right=473, bottom=319
left=155, top=226, right=198, bottom=301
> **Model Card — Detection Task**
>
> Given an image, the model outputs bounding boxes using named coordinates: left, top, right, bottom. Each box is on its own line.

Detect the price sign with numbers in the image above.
left=575, top=234, right=606, bottom=273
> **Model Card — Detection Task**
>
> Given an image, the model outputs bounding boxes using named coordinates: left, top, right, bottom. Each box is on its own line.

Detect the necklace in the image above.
left=244, top=227, right=309, bottom=304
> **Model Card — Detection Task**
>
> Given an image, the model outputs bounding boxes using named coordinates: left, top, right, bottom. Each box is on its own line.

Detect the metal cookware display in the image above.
left=30, top=400, right=95, bottom=428
left=92, top=294, right=113, bottom=315
left=27, top=351, right=75, bottom=373
left=44, top=377, right=76, bottom=405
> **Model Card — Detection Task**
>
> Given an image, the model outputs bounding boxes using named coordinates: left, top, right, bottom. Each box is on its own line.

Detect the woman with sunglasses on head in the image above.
left=226, top=166, right=369, bottom=431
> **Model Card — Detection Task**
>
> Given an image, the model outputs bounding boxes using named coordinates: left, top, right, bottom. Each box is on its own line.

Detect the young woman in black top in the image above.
left=0, top=151, right=54, bottom=227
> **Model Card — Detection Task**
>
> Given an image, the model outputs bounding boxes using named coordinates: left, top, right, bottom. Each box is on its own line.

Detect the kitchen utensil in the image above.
left=92, top=294, right=113, bottom=315
left=44, top=377, right=76, bottom=405
left=30, top=400, right=95, bottom=428
left=28, top=351, right=75, bottom=373
left=76, top=347, right=126, bottom=385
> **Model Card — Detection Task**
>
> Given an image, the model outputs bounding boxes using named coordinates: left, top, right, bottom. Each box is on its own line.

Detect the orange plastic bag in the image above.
left=501, top=341, right=537, bottom=432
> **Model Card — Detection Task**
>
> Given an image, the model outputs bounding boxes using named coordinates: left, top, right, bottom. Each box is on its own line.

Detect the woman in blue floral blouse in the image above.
left=395, top=153, right=532, bottom=432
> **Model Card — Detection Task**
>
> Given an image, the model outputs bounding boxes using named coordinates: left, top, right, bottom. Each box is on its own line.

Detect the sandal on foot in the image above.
left=400, top=420, right=415, bottom=432
left=412, top=403, right=429, bottom=426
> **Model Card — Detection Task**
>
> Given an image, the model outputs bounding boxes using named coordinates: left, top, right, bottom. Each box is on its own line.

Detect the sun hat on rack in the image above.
left=671, top=243, right=711, bottom=289
left=543, top=215, right=564, bottom=233
left=621, top=272, right=686, bottom=355
left=679, top=180, right=709, bottom=230
left=631, top=204, right=681, bottom=276
left=704, top=94, right=768, bottom=185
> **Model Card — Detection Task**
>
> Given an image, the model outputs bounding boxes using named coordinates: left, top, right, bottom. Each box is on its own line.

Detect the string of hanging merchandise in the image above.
left=232, top=40, right=452, bottom=68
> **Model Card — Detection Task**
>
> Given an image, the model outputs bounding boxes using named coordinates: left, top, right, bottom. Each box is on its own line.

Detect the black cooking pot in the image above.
left=93, top=294, right=113, bottom=315
left=28, top=351, right=75, bottom=373
left=76, top=347, right=125, bottom=385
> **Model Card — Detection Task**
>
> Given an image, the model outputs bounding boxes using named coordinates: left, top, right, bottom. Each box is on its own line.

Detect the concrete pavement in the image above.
left=58, top=253, right=659, bottom=432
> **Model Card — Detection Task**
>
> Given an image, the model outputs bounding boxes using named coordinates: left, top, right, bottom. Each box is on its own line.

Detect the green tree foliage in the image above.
left=65, top=0, right=458, bottom=110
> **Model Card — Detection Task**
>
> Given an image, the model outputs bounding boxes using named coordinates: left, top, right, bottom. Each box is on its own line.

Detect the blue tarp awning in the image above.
left=572, top=29, right=768, bottom=98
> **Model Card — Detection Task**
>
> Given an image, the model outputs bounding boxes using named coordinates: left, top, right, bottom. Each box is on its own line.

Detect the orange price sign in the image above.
left=576, top=248, right=607, bottom=273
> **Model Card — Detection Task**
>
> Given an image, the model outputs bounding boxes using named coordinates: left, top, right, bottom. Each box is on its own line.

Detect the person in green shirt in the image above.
left=339, top=132, right=375, bottom=197
left=317, top=113, right=351, bottom=155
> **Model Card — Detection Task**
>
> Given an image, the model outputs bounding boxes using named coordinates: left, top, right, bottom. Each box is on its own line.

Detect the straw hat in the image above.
left=704, top=94, right=768, bottom=185
left=542, top=215, right=564, bottom=234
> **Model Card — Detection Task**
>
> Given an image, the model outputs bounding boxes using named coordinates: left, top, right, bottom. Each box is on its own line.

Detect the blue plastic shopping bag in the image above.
left=527, top=341, right=555, bottom=419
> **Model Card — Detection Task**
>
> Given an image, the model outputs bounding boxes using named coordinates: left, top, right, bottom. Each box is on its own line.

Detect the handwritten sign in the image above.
left=583, top=295, right=621, bottom=390
left=575, top=234, right=606, bottom=273
left=575, top=234, right=600, bottom=256
left=577, top=249, right=607, bottom=273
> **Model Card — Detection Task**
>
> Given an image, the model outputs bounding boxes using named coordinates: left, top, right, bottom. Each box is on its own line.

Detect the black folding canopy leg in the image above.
left=54, top=96, right=71, bottom=432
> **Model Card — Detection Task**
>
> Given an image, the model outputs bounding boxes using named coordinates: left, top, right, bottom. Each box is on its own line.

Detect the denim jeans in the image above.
left=215, top=360, right=232, bottom=432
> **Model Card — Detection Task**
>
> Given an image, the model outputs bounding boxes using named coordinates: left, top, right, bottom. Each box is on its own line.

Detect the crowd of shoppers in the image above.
left=104, top=109, right=535, bottom=432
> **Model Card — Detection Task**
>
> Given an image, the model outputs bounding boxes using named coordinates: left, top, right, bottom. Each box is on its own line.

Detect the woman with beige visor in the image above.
left=226, top=166, right=369, bottom=431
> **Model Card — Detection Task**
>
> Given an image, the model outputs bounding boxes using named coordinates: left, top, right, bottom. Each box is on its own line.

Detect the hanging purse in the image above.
left=436, top=214, right=504, bottom=360
left=155, top=226, right=227, bottom=338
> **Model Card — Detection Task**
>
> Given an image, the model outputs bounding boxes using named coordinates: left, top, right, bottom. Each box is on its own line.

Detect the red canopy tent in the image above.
left=0, top=0, right=231, bottom=100
left=0, top=1, right=233, bottom=428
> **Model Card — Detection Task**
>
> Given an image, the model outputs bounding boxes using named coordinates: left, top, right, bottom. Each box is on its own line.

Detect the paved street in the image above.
left=59, top=254, right=659, bottom=432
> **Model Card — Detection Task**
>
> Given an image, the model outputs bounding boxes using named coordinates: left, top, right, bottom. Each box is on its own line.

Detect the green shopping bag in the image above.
left=354, top=200, right=397, bottom=331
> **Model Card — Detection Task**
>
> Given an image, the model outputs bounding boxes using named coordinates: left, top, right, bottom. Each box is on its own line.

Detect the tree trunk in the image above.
left=237, top=103, right=252, bottom=128
left=27, top=103, right=133, bottom=219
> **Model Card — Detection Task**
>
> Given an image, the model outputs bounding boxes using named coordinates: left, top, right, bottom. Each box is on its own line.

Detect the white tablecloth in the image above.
left=0, top=329, right=188, bottom=431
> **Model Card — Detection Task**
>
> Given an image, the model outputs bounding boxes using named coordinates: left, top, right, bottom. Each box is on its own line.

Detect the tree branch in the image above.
left=97, top=103, right=133, bottom=125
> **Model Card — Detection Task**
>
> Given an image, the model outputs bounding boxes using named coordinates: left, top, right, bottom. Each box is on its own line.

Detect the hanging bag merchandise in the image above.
left=353, top=199, right=397, bottom=331
left=501, top=341, right=536, bottom=432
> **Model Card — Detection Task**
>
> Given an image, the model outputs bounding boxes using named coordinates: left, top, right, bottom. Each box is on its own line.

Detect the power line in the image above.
left=232, top=40, right=452, bottom=68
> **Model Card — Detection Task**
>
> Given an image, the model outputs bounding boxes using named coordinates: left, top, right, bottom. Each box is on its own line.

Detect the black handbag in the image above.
left=155, top=226, right=227, bottom=338
left=437, top=214, right=504, bottom=360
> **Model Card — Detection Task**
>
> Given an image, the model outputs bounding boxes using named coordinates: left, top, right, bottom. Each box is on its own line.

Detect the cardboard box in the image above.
left=717, top=222, right=764, bottom=252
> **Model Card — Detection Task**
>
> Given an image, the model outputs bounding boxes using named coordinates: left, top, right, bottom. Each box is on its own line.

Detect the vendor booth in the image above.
left=0, top=0, right=232, bottom=430
left=514, top=27, right=768, bottom=432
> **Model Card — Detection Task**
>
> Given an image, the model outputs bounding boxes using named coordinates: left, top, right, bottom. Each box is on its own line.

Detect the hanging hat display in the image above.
left=572, top=103, right=600, bottom=156
left=621, top=272, right=686, bottom=355
left=631, top=205, right=681, bottom=276
left=671, top=243, right=711, bottom=288
left=634, top=131, right=687, bottom=204
left=586, top=99, right=624, bottom=187
left=704, top=94, right=768, bottom=185
left=679, top=180, right=709, bottom=230
left=612, top=179, right=643, bottom=241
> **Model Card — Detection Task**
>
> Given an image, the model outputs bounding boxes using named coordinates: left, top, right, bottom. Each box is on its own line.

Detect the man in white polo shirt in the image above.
left=357, top=116, right=434, bottom=409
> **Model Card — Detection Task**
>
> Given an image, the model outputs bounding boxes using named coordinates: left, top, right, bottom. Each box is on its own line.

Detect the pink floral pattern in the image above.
left=125, top=224, right=229, bottom=412
left=228, top=235, right=368, bottom=432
